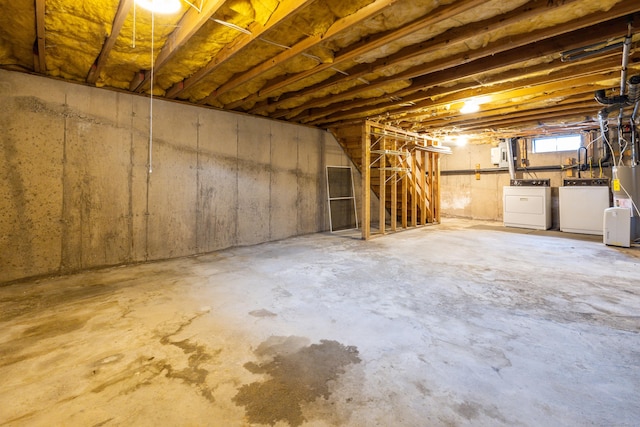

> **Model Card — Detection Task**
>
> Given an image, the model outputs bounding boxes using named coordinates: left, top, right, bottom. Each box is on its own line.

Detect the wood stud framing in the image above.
left=357, top=121, right=448, bottom=240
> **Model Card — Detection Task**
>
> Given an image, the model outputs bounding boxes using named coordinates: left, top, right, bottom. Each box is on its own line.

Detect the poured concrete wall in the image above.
left=0, top=70, right=363, bottom=284
left=440, top=142, right=585, bottom=225
left=440, top=144, right=511, bottom=221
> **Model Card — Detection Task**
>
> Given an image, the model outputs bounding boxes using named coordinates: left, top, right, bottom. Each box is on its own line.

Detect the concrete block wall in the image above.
left=0, top=70, right=363, bottom=284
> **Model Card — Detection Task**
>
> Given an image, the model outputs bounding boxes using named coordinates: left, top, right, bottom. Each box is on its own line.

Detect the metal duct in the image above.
left=594, top=89, right=625, bottom=105
left=627, top=75, right=640, bottom=103
left=620, top=32, right=632, bottom=96
left=506, top=138, right=516, bottom=180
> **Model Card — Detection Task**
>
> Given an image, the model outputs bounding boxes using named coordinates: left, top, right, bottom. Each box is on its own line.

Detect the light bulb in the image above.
left=136, top=0, right=182, bottom=14
left=460, top=100, right=480, bottom=114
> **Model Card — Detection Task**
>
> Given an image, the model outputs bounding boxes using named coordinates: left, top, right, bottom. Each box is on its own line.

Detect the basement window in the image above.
left=532, top=134, right=582, bottom=153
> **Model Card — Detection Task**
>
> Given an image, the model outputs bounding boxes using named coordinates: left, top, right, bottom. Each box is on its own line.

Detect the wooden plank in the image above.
left=435, top=155, right=441, bottom=223
left=391, top=139, right=397, bottom=232
left=201, top=0, right=401, bottom=104
left=243, top=0, right=487, bottom=111
left=411, top=153, right=417, bottom=228
left=166, top=0, right=314, bottom=98
left=88, top=0, right=134, bottom=84
left=131, top=0, right=227, bottom=91
left=257, top=0, right=574, bottom=115
left=362, top=122, right=371, bottom=240
left=409, top=98, right=596, bottom=128
left=295, top=11, right=638, bottom=123
left=34, top=0, right=46, bottom=73
left=420, top=151, right=427, bottom=225
left=401, top=165, right=407, bottom=229
left=428, top=152, right=435, bottom=222
left=310, top=53, right=623, bottom=127
left=379, top=144, right=386, bottom=236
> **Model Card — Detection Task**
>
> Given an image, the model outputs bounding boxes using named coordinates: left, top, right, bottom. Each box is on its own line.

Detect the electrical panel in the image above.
left=491, top=142, right=508, bottom=168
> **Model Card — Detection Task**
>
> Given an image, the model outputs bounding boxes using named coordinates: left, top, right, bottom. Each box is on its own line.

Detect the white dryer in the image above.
left=503, top=180, right=552, bottom=230
left=559, top=179, right=610, bottom=235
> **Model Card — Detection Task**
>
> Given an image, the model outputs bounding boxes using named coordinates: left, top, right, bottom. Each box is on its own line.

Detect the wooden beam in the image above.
left=306, top=17, right=640, bottom=125
left=428, top=152, right=435, bottom=222
left=420, top=151, right=427, bottom=225
left=199, top=0, right=401, bottom=104
left=235, top=0, right=489, bottom=111
left=285, top=9, right=639, bottom=122
left=249, top=0, right=578, bottom=114
left=391, top=138, right=397, bottom=232
left=88, top=0, right=134, bottom=84
left=379, top=145, right=386, bottom=235
left=411, top=153, right=417, bottom=228
left=401, top=160, right=407, bottom=229
left=131, top=0, right=227, bottom=92
left=434, top=155, right=441, bottom=223
left=362, top=121, right=371, bottom=240
left=457, top=106, right=600, bottom=132
left=411, top=97, right=596, bottom=128
left=410, top=78, right=616, bottom=130
left=165, top=0, right=315, bottom=99
left=309, top=53, right=623, bottom=126
left=34, top=0, right=46, bottom=73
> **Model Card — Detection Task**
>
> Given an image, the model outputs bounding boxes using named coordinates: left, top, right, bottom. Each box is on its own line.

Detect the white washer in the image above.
left=559, top=186, right=610, bottom=235
left=503, top=186, right=552, bottom=230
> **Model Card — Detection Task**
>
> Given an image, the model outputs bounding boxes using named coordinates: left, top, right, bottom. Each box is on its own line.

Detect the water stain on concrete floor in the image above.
left=234, top=336, right=361, bottom=426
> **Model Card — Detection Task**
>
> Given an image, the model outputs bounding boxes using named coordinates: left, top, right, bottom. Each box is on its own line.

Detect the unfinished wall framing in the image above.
left=360, top=121, right=449, bottom=240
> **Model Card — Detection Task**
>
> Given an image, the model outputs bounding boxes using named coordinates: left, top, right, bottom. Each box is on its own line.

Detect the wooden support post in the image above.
left=391, top=139, right=397, bottom=232
left=379, top=140, right=386, bottom=235
left=420, top=151, right=427, bottom=225
left=402, top=167, right=408, bottom=229
left=362, top=122, right=371, bottom=240
left=411, top=153, right=418, bottom=227
left=428, top=152, right=435, bottom=222
left=435, top=154, right=441, bottom=223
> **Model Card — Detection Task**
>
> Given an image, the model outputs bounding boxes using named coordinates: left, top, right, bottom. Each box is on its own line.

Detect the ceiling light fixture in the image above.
left=136, top=0, right=182, bottom=14
left=460, top=100, right=480, bottom=114
left=456, top=135, right=469, bottom=146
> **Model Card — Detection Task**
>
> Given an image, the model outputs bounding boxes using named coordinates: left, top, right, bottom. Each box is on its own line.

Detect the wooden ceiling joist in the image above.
left=165, top=0, right=315, bottom=99
left=7, top=0, right=640, bottom=141
left=87, top=0, right=134, bottom=85
left=246, top=0, right=583, bottom=114
left=229, top=0, right=489, bottom=111
left=284, top=10, right=640, bottom=123
left=130, top=0, right=228, bottom=92
left=311, top=53, right=628, bottom=127
left=33, top=0, right=46, bottom=73
left=197, top=0, right=402, bottom=105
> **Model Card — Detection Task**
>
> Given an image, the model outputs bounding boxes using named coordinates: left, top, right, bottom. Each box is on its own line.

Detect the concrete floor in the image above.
left=1, top=218, right=639, bottom=427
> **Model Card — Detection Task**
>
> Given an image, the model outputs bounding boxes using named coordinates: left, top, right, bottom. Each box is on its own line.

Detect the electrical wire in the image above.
left=618, top=134, right=629, bottom=167
left=603, top=133, right=618, bottom=168
left=132, top=4, right=136, bottom=48
left=149, top=10, right=154, bottom=174
left=598, top=158, right=603, bottom=178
